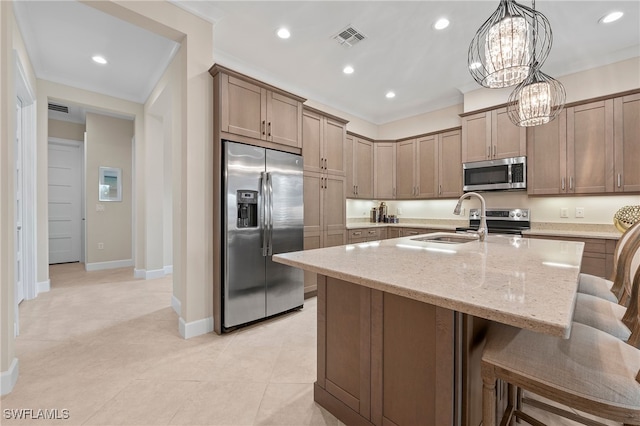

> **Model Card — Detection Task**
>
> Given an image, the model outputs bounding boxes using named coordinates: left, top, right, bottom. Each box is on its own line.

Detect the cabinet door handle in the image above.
left=408, top=231, right=418, bottom=235
left=368, top=230, right=376, bottom=235
left=268, top=122, right=271, bottom=137
left=393, top=187, right=396, bottom=197
left=439, top=184, right=442, bottom=195
left=487, top=146, right=491, bottom=159
left=354, top=231, right=362, bottom=236
left=618, top=173, right=622, bottom=188
left=262, top=120, right=266, bottom=135
left=561, top=177, right=565, bottom=190
left=569, top=176, right=573, bottom=190
left=324, top=158, right=327, bottom=169
left=493, top=145, right=496, bottom=158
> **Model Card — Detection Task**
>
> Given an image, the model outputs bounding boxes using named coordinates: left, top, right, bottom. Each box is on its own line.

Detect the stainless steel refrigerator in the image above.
left=222, top=140, right=304, bottom=331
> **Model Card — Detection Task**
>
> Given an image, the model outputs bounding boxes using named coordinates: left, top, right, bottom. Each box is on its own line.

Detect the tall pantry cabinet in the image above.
left=302, top=107, right=348, bottom=294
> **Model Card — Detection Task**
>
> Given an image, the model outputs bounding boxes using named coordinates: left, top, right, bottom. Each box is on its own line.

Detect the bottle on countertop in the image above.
left=379, top=202, right=387, bottom=223
left=371, top=207, right=378, bottom=223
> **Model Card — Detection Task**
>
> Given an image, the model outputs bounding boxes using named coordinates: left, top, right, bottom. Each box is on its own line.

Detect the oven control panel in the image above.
left=469, top=208, right=530, bottom=221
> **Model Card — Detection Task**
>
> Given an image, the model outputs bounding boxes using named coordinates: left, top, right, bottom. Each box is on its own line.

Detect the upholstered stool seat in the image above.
left=577, top=273, right=617, bottom=302
left=573, top=292, right=630, bottom=340
left=482, top=322, right=640, bottom=425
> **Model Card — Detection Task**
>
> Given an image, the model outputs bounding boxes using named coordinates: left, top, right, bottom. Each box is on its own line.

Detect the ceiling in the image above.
left=13, top=1, right=640, bottom=125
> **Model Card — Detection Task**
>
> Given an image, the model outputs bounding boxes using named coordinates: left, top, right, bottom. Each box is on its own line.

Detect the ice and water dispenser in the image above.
left=237, top=190, right=258, bottom=228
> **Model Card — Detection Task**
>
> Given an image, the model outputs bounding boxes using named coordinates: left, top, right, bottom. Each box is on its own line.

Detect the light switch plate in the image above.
left=575, top=207, right=585, bottom=218
left=560, top=208, right=568, bottom=218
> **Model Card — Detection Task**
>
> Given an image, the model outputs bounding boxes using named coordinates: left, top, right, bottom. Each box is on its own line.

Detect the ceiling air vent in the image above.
left=333, top=25, right=366, bottom=47
left=48, top=103, right=69, bottom=114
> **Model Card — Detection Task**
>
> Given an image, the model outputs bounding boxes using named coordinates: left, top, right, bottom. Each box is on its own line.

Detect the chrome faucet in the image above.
left=454, top=192, right=487, bottom=241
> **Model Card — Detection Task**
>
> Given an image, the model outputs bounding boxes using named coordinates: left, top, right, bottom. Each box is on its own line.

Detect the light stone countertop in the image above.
left=274, top=233, right=585, bottom=338
left=347, top=220, right=622, bottom=240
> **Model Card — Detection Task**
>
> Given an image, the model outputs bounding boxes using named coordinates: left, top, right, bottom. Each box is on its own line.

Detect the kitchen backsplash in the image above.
left=347, top=193, right=640, bottom=225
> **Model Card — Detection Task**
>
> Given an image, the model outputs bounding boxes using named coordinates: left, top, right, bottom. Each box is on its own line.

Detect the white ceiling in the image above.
left=13, top=1, right=640, bottom=125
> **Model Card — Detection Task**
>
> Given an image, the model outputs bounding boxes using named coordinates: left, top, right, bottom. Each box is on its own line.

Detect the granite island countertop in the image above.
left=274, top=233, right=585, bottom=338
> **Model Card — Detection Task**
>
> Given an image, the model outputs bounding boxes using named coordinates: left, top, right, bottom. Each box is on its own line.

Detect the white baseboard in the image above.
left=1, top=358, right=19, bottom=396
left=163, top=265, right=173, bottom=275
left=179, top=316, right=213, bottom=339
left=134, top=267, right=169, bottom=280
left=85, top=259, right=134, bottom=272
left=134, top=269, right=163, bottom=279
left=171, top=295, right=181, bottom=316
left=37, top=279, right=50, bottom=293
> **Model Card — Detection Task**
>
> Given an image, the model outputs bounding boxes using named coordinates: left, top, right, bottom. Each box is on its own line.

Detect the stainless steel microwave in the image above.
left=463, top=156, right=526, bottom=192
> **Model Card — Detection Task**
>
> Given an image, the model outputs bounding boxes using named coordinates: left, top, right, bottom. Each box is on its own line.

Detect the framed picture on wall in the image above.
left=99, top=166, right=122, bottom=202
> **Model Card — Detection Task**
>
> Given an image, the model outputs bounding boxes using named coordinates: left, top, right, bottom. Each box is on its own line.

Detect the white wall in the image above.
left=464, top=57, right=640, bottom=113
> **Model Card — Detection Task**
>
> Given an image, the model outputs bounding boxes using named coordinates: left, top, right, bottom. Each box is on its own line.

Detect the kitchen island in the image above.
left=274, top=233, right=584, bottom=426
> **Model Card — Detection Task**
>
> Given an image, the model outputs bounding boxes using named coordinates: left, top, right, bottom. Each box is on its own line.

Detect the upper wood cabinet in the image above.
left=346, top=134, right=374, bottom=198
left=374, top=142, right=397, bottom=199
left=395, top=138, right=417, bottom=198
left=613, top=93, right=640, bottom=193
left=461, top=107, right=526, bottom=163
left=529, top=99, right=614, bottom=195
left=302, top=108, right=347, bottom=176
left=566, top=99, right=614, bottom=194
left=213, top=67, right=305, bottom=148
left=527, top=111, right=567, bottom=195
left=438, top=129, right=463, bottom=198
left=395, top=129, right=461, bottom=199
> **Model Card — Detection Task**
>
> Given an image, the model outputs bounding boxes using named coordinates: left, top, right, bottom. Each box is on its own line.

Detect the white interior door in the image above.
left=48, top=140, right=82, bottom=264
left=15, top=99, right=24, bottom=306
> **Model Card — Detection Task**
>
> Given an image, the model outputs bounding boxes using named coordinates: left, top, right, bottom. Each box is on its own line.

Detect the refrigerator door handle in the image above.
left=267, top=172, right=274, bottom=256
left=261, top=171, right=269, bottom=257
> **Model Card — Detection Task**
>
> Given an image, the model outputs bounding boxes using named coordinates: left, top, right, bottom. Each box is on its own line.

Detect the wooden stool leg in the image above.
left=482, top=363, right=498, bottom=426
left=515, top=386, right=523, bottom=423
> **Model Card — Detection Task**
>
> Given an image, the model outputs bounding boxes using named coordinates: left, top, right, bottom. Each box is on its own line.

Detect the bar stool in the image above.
left=481, top=267, right=640, bottom=426
left=578, top=221, right=640, bottom=303
left=573, top=235, right=640, bottom=342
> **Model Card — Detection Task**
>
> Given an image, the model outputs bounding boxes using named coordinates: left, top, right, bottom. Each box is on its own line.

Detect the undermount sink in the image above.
left=411, top=233, right=479, bottom=244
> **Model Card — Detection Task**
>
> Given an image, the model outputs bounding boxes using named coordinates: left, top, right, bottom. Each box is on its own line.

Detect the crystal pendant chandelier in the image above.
left=468, top=0, right=552, bottom=89
left=507, top=64, right=566, bottom=126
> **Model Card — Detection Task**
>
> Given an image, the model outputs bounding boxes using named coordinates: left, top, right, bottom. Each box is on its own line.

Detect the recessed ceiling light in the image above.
left=600, top=11, right=624, bottom=24
left=385, top=91, right=396, bottom=99
left=343, top=65, right=354, bottom=74
left=92, top=55, right=107, bottom=65
left=277, top=27, right=291, bottom=39
left=434, top=18, right=450, bottom=30
left=469, top=62, right=482, bottom=70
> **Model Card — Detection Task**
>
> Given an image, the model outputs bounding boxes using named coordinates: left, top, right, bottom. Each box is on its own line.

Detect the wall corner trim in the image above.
left=1, top=358, right=19, bottom=396
left=171, top=295, right=181, bottom=316
left=85, top=259, right=134, bottom=272
left=179, top=316, right=214, bottom=339
left=37, top=279, right=51, bottom=294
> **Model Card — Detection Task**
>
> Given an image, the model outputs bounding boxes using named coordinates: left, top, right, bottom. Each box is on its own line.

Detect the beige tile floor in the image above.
left=1, top=263, right=621, bottom=425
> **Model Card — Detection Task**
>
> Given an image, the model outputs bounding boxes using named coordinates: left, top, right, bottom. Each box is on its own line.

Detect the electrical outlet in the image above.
left=397, top=207, right=403, bottom=215
left=575, top=207, right=585, bottom=218
left=98, top=242, right=104, bottom=250
left=560, top=208, right=568, bottom=218
left=96, top=204, right=105, bottom=212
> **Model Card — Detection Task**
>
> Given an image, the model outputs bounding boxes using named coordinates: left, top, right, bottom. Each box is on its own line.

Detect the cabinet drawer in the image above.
left=401, top=228, right=429, bottom=237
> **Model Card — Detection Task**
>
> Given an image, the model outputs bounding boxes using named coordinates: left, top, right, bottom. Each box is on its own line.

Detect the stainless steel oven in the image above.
left=463, top=156, right=526, bottom=192
left=456, top=208, right=531, bottom=236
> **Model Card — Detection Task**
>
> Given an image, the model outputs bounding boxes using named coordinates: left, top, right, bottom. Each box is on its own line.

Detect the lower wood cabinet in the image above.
left=315, top=276, right=457, bottom=426
left=348, top=227, right=388, bottom=244
left=526, top=235, right=617, bottom=278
